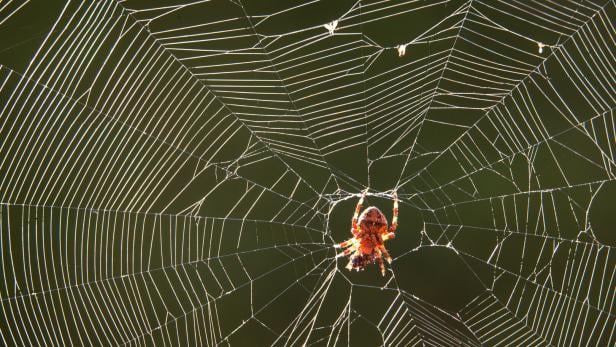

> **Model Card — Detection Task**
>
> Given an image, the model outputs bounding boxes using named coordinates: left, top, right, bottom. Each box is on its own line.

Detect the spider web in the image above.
left=0, top=0, right=614, bottom=346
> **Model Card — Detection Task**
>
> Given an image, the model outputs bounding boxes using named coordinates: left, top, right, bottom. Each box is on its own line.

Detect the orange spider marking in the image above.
left=336, top=190, right=399, bottom=276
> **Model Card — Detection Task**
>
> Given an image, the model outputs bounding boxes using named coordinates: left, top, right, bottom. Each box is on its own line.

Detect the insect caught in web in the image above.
left=335, top=190, right=399, bottom=276
left=323, top=20, right=338, bottom=35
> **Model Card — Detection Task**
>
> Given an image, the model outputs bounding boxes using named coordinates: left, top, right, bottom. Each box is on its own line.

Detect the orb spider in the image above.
left=335, top=190, right=399, bottom=276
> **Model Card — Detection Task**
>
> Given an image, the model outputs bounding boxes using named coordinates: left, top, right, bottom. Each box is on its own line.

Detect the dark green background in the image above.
left=0, top=0, right=614, bottom=346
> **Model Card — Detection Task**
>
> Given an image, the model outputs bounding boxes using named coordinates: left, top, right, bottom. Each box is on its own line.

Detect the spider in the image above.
left=335, top=190, right=399, bottom=276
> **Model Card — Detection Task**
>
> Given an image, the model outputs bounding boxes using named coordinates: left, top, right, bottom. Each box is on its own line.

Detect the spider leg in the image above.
left=346, top=259, right=354, bottom=270
left=388, top=191, right=399, bottom=234
left=376, top=251, right=386, bottom=276
left=351, top=190, right=367, bottom=231
left=379, top=245, right=392, bottom=264
left=345, top=251, right=360, bottom=270
left=382, top=232, right=395, bottom=241
left=334, top=237, right=356, bottom=249
left=336, top=243, right=357, bottom=258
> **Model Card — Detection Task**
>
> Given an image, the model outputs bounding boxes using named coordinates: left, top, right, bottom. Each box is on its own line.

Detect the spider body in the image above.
left=336, top=191, right=398, bottom=276
left=359, top=207, right=388, bottom=233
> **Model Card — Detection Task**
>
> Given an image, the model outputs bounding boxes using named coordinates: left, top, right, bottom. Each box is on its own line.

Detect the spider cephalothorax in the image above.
left=335, top=190, right=398, bottom=276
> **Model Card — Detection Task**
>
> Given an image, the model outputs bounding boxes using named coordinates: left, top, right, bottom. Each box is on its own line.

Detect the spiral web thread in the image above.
left=0, top=0, right=614, bottom=346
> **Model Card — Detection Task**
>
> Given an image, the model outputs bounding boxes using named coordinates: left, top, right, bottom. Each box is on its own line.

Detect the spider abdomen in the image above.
left=350, top=253, right=375, bottom=270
